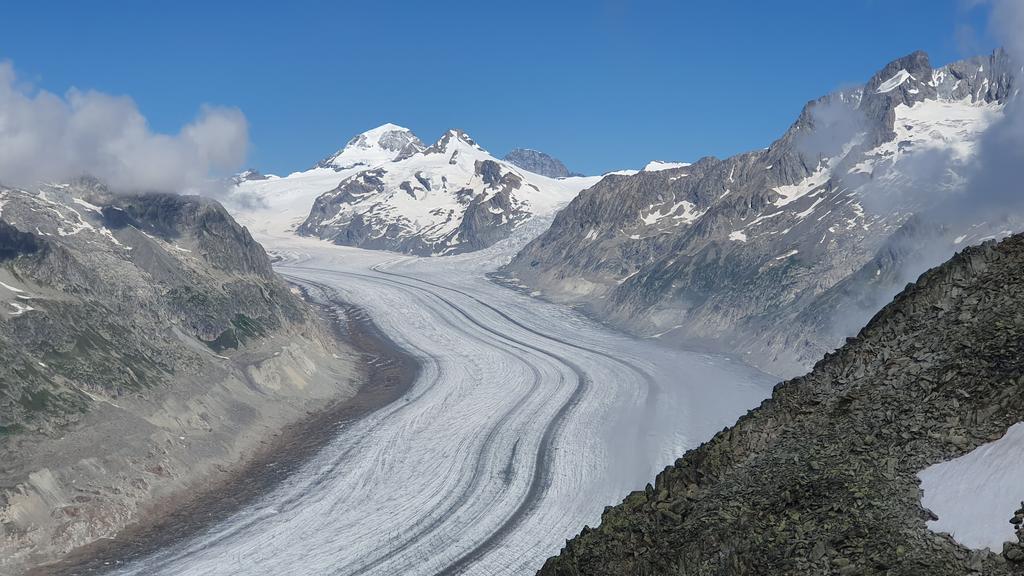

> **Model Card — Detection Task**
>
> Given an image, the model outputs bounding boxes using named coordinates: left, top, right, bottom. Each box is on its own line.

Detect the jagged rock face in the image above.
left=503, top=148, right=574, bottom=178
left=538, top=233, right=1024, bottom=576
left=0, top=182, right=308, bottom=434
left=502, top=49, right=1018, bottom=376
left=297, top=129, right=599, bottom=256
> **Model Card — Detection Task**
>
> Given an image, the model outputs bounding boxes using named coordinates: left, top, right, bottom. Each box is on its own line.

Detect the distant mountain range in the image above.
left=230, top=124, right=597, bottom=255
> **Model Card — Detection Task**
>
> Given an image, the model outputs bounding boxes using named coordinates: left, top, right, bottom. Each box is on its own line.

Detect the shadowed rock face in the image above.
left=501, top=49, right=1018, bottom=377
left=0, top=221, right=44, bottom=261
left=111, top=192, right=276, bottom=278
left=538, top=233, right=1024, bottom=576
left=503, top=148, right=574, bottom=179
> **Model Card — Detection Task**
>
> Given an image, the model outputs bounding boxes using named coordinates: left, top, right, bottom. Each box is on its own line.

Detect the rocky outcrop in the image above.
left=502, top=148, right=575, bottom=178
left=0, top=181, right=359, bottom=573
left=538, top=233, right=1024, bottom=576
left=1004, top=504, right=1024, bottom=563
left=501, top=49, right=1017, bottom=377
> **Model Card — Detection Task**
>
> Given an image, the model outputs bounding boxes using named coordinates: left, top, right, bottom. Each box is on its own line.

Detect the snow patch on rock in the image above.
left=919, top=422, right=1024, bottom=551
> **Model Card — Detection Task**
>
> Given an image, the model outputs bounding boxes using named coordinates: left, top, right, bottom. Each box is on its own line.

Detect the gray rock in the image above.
left=297, top=129, right=577, bottom=256
left=231, top=168, right=269, bottom=184
left=0, top=181, right=312, bottom=432
left=503, top=148, right=575, bottom=178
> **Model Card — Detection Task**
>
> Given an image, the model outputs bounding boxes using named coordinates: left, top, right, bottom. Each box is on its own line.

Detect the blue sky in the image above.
left=1, top=0, right=998, bottom=176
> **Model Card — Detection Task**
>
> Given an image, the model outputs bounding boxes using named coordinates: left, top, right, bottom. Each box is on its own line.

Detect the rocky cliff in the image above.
left=538, top=232, right=1024, bottom=575
left=501, top=49, right=1019, bottom=377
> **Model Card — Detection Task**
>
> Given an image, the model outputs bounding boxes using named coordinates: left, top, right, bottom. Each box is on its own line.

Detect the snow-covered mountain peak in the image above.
left=502, top=48, right=1017, bottom=377
left=425, top=129, right=485, bottom=155
left=297, top=128, right=602, bottom=255
left=231, top=168, right=273, bottom=185
left=866, top=50, right=933, bottom=93
left=316, top=123, right=426, bottom=171
left=345, top=123, right=418, bottom=150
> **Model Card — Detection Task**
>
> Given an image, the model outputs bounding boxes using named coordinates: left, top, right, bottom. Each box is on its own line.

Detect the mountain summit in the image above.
left=316, top=123, right=426, bottom=171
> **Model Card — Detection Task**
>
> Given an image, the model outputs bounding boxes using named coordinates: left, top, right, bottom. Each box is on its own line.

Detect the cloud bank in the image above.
left=0, top=61, right=248, bottom=194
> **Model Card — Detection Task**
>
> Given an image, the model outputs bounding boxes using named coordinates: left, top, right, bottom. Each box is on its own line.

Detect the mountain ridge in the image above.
left=500, top=48, right=1018, bottom=377
left=502, top=148, right=579, bottom=178
left=0, top=181, right=361, bottom=572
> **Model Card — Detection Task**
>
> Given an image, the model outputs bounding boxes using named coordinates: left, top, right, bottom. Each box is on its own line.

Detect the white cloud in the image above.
left=0, top=60, right=248, bottom=194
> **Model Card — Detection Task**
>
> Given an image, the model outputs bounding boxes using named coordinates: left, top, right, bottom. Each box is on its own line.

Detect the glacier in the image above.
left=103, top=224, right=775, bottom=575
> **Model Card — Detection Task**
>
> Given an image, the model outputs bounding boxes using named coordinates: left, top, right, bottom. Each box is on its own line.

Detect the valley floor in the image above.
left=79, top=231, right=774, bottom=576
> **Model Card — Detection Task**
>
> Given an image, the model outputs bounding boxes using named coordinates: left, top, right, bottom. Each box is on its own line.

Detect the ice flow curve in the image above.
left=109, top=242, right=772, bottom=576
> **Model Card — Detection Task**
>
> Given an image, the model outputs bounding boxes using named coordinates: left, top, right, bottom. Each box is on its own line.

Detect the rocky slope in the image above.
left=501, top=49, right=1019, bottom=376
left=538, top=232, right=1024, bottom=575
left=0, top=181, right=359, bottom=573
left=502, top=148, right=577, bottom=178
left=295, top=129, right=600, bottom=255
